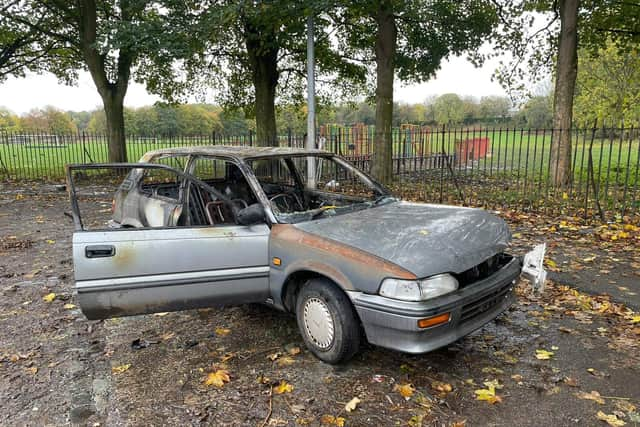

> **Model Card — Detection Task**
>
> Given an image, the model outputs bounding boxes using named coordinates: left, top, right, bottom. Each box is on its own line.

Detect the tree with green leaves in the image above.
left=334, top=0, right=498, bottom=183
left=574, top=43, right=640, bottom=126
left=493, top=0, right=640, bottom=186
left=179, top=1, right=364, bottom=146
left=433, top=93, right=465, bottom=125
left=20, top=106, right=77, bottom=133
left=0, top=107, right=22, bottom=132
left=0, top=0, right=191, bottom=162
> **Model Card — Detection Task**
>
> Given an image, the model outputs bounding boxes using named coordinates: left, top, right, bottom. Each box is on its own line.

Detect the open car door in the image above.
left=66, top=163, right=270, bottom=320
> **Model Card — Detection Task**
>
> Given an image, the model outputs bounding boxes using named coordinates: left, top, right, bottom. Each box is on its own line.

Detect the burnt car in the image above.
left=67, top=146, right=544, bottom=364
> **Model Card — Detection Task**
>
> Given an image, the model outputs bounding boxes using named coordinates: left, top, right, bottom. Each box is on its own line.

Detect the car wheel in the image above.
left=295, top=278, right=361, bottom=364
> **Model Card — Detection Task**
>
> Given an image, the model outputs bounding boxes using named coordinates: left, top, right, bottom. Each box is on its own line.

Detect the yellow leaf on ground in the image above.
left=320, top=415, right=345, bottom=426
left=43, top=293, right=56, bottom=303
left=394, top=383, right=415, bottom=399
left=215, top=327, right=231, bottom=336
left=474, top=388, right=502, bottom=404
left=596, top=411, right=626, bottom=426
left=576, top=390, right=605, bottom=405
left=46, top=239, right=55, bottom=244
left=535, top=349, right=554, bottom=360
left=631, top=316, right=640, bottom=324
left=112, top=364, right=131, bottom=374
left=26, top=367, right=38, bottom=375
left=345, top=396, right=361, bottom=412
left=274, top=380, right=293, bottom=394
left=63, top=303, right=76, bottom=309
left=204, top=369, right=230, bottom=387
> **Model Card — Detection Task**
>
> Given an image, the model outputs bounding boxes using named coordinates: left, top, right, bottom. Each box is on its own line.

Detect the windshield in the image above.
left=246, top=155, right=394, bottom=223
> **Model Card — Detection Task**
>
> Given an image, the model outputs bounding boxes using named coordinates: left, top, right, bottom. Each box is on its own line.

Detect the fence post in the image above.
left=439, top=124, right=446, bottom=203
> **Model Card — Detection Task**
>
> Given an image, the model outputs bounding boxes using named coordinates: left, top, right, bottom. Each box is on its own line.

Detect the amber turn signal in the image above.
left=272, top=257, right=282, bottom=266
left=417, top=312, right=450, bottom=329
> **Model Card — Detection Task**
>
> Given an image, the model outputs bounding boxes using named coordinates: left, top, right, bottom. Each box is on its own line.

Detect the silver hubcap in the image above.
left=303, top=297, right=335, bottom=349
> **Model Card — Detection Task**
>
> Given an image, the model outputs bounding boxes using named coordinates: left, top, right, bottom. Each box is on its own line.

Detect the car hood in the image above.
left=294, top=201, right=511, bottom=278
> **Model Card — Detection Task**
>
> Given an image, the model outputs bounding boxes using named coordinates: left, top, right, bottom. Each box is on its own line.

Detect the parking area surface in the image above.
left=1, top=185, right=638, bottom=426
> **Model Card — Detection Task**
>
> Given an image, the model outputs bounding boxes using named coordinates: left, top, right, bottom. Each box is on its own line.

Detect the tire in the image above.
left=295, top=278, right=361, bottom=364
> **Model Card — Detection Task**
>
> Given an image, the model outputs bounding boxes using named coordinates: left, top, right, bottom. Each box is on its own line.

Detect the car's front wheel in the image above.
left=295, top=278, right=361, bottom=364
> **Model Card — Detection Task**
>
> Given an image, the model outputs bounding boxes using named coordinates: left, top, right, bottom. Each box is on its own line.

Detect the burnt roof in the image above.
left=141, top=145, right=330, bottom=160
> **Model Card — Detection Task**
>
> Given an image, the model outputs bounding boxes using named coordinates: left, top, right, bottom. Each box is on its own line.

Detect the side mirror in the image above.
left=237, top=203, right=266, bottom=225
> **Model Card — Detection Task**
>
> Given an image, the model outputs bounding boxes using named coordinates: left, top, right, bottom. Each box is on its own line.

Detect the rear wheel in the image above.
left=295, top=279, right=361, bottom=364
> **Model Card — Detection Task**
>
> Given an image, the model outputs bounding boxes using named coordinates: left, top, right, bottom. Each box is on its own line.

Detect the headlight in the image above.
left=379, top=274, right=459, bottom=301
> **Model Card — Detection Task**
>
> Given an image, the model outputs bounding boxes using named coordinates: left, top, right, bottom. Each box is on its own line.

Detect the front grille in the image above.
left=454, top=253, right=512, bottom=288
left=459, top=281, right=513, bottom=324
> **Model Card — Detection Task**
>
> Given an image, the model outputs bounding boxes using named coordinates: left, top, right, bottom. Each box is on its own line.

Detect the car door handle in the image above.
left=85, top=245, right=116, bottom=258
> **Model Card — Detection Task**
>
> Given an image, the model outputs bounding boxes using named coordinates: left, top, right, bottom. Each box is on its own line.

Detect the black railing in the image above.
left=1, top=125, right=638, bottom=220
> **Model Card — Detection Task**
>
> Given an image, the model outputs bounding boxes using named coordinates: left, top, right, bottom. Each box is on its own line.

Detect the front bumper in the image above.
left=351, top=256, right=522, bottom=354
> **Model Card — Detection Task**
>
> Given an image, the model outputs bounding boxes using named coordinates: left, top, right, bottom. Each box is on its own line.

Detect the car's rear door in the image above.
left=67, top=163, right=270, bottom=320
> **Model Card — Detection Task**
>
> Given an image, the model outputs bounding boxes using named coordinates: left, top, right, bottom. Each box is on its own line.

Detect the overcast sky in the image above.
left=0, top=54, right=507, bottom=115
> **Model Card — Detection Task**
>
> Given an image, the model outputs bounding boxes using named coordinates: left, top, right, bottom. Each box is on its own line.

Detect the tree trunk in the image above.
left=244, top=21, right=279, bottom=147
left=371, top=1, right=396, bottom=185
left=78, top=0, right=130, bottom=162
left=550, top=0, right=578, bottom=187
left=103, top=92, right=127, bottom=162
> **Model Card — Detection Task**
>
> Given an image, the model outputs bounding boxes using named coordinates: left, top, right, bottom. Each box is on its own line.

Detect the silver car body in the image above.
left=68, top=146, right=522, bottom=354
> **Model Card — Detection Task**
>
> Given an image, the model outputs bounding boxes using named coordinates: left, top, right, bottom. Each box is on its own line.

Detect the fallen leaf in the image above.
left=614, top=400, right=636, bottom=413
left=274, top=380, right=293, bottom=394
left=42, top=293, right=56, bottom=303
left=535, top=349, right=554, bottom=360
left=63, top=303, right=76, bottom=309
left=394, top=383, right=415, bottom=399
left=431, top=381, right=453, bottom=393
left=631, top=316, right=640, bottom=324
left=204, top=369, right=230, bottom=387
left=277, top=356, right=295, bottom=367
left=287, top=346, right=301, bottom=356
left=46, top=239, right=55, bottom=244
left=256, top=374, right=270, bottom=384
left=474, top=388, right=502, bottom=404
left=345, top=396, right=361, bottom=412
left=320, top=415, right=345, bottom=426
left=597, top=411, right=626, bottom=426
left=112, top=364, right=131, bottom=374
left=475, top=379, right=503, bottom=404
left=576, top=390, right=605, bottom=405
left=267, top=352, right=282, bottom=361
left=563, top=377, right=579, bottom=387
left=215, top=327, right=231, bottom=336
left=26, top=367, right=38, bottom=375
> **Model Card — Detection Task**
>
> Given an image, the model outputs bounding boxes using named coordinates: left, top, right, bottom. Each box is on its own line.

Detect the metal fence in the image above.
left=1, top=125, right=638, bottom=220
